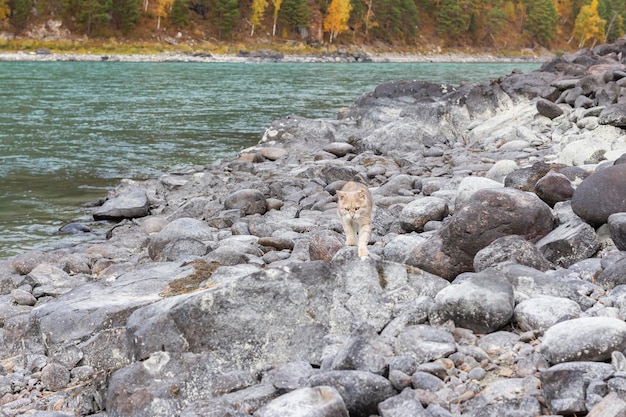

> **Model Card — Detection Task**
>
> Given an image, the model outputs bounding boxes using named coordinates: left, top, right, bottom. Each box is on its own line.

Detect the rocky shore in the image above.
left=2, top=38, right=626, bottom=417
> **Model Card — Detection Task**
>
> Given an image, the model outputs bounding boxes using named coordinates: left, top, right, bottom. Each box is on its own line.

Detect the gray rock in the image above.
left=93, top=187, right=150, bottom=220
left=157, top=237, right=208, bottom=261
left=429, top=269, right=515, bottom=334
left=11, top=288, right=36, bottom=306
left=393, top=325, right=456, bottom=364
left=323, top=142, right=355, bottom=157
left=400, top=197, right=448, bottom=232
left=308, top=370, right=396, bottom=417
left=607, top=212, right=626, bottom=250
left=453, top=176, right=503, bottom=211
left=147, top=217, right=214, bottom=260
left=330, top=334, right=391, bottom=375
left=541, top=361, right=615, bottom=415
left=224, top=188, right=268, bottom=216
left=254, top=386, right=349, bottom=417
left=262, top=361, right=315, bottom=391
left=411, top=371, right=445, bottom=391
left=541, top=317, right=626, bottom=364
left=486, top=160, right=518, bottom=183
left=180, top=384, right=278, bottom=417
left=596, top=256, right=626, bottom=290
left=41, top=363, right=70, bottom=391
left=513, top=295, right=581, bottom=335
left=473, top=235, right=553, bottom=272
left=377, top=387, right=429, bottom=417
left=535, top=217, right=599, bottom=268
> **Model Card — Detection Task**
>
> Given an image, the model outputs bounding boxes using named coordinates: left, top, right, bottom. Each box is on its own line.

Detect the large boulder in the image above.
left=93, top=187, right=150, bottom=220
left=406, top=188, right=554, bottom=280
left=572, top=164, right=626, bottom=226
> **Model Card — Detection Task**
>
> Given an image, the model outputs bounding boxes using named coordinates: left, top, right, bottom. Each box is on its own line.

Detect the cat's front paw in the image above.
left=358, top=247, right=369, bottom=258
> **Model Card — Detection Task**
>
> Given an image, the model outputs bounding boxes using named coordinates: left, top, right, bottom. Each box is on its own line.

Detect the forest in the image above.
left=0, top=0, right=625, bottom=53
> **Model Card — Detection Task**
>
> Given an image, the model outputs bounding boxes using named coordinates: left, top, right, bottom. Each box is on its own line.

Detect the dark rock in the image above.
left=429, top=269, right=515, bottom=334
left=536, top=98, right=564, bottom=119
left=599, top=102, right=626, bottom=127
left=504, top=161, right=553, bottom=191
left=309, top=231, right=343, bottom=262
left=572, top=164, right=626, bottom=226
left=58, top=222, right=91, bottom=234
left=534, top=171, right=574, bottom=206
left=596, top=256, right=626, bottom=290
left=541, top=362, right=615, bottom=415
left=308, top=370, right=396, bottom=417
left=608, top=212, right=626, bottom=250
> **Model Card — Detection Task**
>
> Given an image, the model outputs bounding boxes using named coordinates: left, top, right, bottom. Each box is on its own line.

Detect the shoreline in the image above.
left=0, top=50, right=554, bottom=63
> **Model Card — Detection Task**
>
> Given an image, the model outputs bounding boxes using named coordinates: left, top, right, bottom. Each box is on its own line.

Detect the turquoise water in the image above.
left=0, top=61, right=541, bottom=258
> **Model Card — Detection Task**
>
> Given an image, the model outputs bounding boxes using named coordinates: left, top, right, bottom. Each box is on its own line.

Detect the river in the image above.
left=0, top=60, right=541, bottom=258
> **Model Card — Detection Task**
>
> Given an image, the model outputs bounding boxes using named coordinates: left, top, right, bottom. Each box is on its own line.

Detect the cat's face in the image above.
left=337, top=190, right=369, bottom=219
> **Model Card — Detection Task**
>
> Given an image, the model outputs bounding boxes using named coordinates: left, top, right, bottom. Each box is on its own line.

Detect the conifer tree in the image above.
left=11, top=0, right=32, bottom=31
left=279, top=0, right=309, bottom=36
left=211, top=0, right=239, bottom=38
left=111, top=0, right=140, bottom=33
left=434, top=0, right=469, bottom=41
left=521, top=0, right=558, bottom=45
left=572, top=0, right=606, bottom=46
left=323, top=0, right=351, bottom=42
left=598, top=0, right=625, bottom=42
left=170, top=0, right=190, bottom=27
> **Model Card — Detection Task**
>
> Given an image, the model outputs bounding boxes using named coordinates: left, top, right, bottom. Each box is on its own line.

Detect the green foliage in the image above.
left=371, top=0, right=418, bottom=43
left=170, top=0, right=190, bottom=27
left=278, top=0, right=309, bottom=35
left=434, top=0, right=469, bottom=41
left=111, top=0, right=140, bottom=33
left=210, top=0, right=239, bottom=38
left=10, top=0, right=32, bottom=31
left=522, top=0, right=558, bottom=45
left=598, top=0, right=626, bottom=41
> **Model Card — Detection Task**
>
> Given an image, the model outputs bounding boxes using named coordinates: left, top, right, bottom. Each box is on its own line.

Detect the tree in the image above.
left=155, top=0, right=173, bottom=28
left=10, top=0, right=32, bottom=32
left=434, top=0, right=470, bottom=42
left=521, top=0, right=558, bottom=45
left=279, top=0, right=309, bottom=37
left=250, top=0, right=268, bottom=35
left=572, top=0, right=606, bottom=47
left=323, top=0, right=351, bottom=42
left=0, top=0, right=10, bottom=25
left=111, top=0, right=140, bottom=33
left=170, top=0, right=190, bottom=27
left=371, top=0, right=417, bottom=43
left=598, top=0, right=626, bottom=42
left=211, top=0, right=239, bottom=38
left=271, top=0, right=282, bottom=35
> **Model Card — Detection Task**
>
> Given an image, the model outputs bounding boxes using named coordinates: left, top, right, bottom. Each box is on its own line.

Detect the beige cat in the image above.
left=337, top=181, right=373, bottom=258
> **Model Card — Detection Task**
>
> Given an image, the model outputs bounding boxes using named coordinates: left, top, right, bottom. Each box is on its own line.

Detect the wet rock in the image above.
left=93, top=187, right=150, bottom=220
left=58, top=222, right=92, bottom=234
left=429, top=269, right=515, bottom=333
left=572, top=164, right=626, bottom=226
left=541, top=317, right=626, bottom=364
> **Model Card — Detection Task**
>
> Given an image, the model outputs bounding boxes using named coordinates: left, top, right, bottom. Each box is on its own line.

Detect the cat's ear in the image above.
left=358, top=189, right=368, bottom=199
left=336, top=191, right=345, bottom=201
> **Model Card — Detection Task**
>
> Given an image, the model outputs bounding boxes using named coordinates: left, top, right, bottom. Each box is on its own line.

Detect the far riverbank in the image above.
left=0, top=49, right=554, bottom=63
